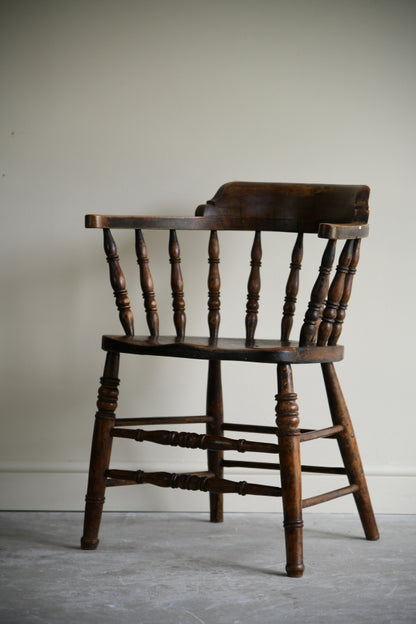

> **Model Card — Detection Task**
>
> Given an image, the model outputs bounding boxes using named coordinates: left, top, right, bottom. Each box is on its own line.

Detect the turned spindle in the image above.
left=299, top=239, right=336, bottom=346
left=207, top=230, right=221, bottom=340
left=329, top=238, right=361, bottom=345
left=135, top=229, right=159, bottom=336
left=281, top=233, right=303, bottom=341
left=103, top=229, right=134, bottom=336
left=317, top=239, right=354, bottom=347
left=169, top=229, right=186, bottom=338
left=245, top=231, right=262, bottom=342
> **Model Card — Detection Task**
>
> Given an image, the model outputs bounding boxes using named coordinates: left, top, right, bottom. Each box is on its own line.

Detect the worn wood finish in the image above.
left=82, top=181, right=377, bottom=578
left=207, top=231, right=221, bottom=340
left=329, top=238, right=361, bottom=346
left=302, top=484, right=359, bottom=508
left=106, top=469, right=282, bottom=497
left=318, top=222, right=369, bottom=239
left=222, top=423, right=343, bottom=440
left=114, top=415, right=212, bottom=426
left=206, top=360, right=224, bottom=522
left=135, top=229, right=159, bottom=336
left=101, top=335, right=344, bottom=364
left=222, top=459, right=347, bottom=475
left=281, top=233, right=303, bottom=341
left=103, top=229, right=134, bottom=336
left=299, top=239, right=336, bottom=346
left=299, top=424, right=344, bottom=442
left=322, top=362, right=379, bottom=540
left=275, top=363, right=304, bottom=578
left=245, top=231, right=262, bottom=342
left=196, top=182, right=369, bottom=232
left=111, top=427, right=279, bottom=454
left=81, top=351, right=120, bottom=549
left=87, top=215, right=369, bottom=237
left=169, top=229, right=186, bottom=338
left=317, top=239, right=354, bottom=347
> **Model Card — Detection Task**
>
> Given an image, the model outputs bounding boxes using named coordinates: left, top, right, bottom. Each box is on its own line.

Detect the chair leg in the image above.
left=81, top=351, right=120, bottom=550
left=206, top=360, right=224, bottom=522
left=275, top=363, right=304, bottom=578
left=321, top=362, right=379, bottom=541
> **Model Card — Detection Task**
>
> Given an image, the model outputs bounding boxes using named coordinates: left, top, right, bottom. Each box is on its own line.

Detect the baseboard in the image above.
left=0, top=463, right=415, bottom=513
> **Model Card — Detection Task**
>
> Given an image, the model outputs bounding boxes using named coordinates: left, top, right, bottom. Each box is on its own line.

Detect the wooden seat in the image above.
left=101, top=335, right=344, bottom=364
left=81, top=181, right=379, bottom=578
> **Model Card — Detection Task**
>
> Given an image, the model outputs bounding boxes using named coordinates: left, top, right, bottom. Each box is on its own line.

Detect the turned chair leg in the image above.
left=206, top=360, right=224, bottom=523
left=81, top=351, right=120, bottom=550
left=276, top=363, right=304, bottom=578
left=321, top=362, right=379, bottom=541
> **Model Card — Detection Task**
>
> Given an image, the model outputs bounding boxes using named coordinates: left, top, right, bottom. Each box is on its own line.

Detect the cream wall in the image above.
left=1, top=0, right=415, bottom=513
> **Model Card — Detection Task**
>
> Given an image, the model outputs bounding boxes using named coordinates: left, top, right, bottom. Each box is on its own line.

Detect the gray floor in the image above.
left=0, top=513, right=415, bottom=624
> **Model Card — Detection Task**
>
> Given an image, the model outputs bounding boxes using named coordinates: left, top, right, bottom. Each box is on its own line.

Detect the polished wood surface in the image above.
left=103, top=229, right=134, bottom=336
left=207, top=231, right=221, bottom=341
left=81, top=181, right=378, bottom=578
left=281, top=233, right=303, bottom=341
left=169, top=230, right=186, bottom=338
left=135, top=229, right=159, bottom=336
left=245, top=231, right=262, bottom=342
left=101, top=335, right=344, bottom=364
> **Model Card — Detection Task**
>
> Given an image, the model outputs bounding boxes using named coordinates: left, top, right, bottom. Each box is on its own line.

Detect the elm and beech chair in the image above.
left=81, top=181, right=379, bottom=577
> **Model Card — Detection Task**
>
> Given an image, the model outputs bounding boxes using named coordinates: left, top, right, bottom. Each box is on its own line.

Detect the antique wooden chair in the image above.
left=81, top=182, right=379, bottom=577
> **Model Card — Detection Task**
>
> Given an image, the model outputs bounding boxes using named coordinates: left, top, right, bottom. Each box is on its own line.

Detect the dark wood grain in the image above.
left=281, top=233, right=303, bottom=341
left=169, top=229, right=186, bottom=338
left=101, top=334, right=344, bottom=364
left=135, top=229, right=159, bottom=336
left=299, top=240, right=336, bottom=346
left=196, top=182, right=369, bottom=232
left=87, top=215, right=369, bottom=236
left=81, top=351, right=120, bottom=549
left=318, top=222, right=369, bottom=239
left=103, top=229, right=134, bottom=336
left=206, top=360, right=224, bottom=522
left=275, top=363, right=304, bottom=577
left=329, top=238, right=361, bottom=345
left=245, top=231, right=262, bottom=342
left=322, top=363, right=379, bottom=540
left=207, top=231, right=221, bottom=340
left=82, top=180, right=376, bottom=578
left=111, top=426, right=279, bottom=454
left=317, top=239, right=354, bottom=347
left=106, top=469, right=282, bottom=497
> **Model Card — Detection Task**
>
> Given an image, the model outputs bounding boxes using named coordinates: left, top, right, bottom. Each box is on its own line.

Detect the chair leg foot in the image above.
left=276, top=364, right=304, bottom=577
left=81, top=351, right=120, bottom=549
left=81, top=536, right=99, bottom=550
left=322, top=362, right=379, bottom=541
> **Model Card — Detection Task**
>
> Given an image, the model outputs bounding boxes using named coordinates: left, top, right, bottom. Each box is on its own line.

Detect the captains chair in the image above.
left=81, top=182, right=379, bottom=577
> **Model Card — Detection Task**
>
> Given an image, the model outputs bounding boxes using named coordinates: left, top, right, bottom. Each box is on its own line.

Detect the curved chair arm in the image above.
left=318, top=222, right=369, bottom=239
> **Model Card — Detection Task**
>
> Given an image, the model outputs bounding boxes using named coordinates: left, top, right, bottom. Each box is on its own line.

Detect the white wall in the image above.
left=1, top=0, right=415, bottom=514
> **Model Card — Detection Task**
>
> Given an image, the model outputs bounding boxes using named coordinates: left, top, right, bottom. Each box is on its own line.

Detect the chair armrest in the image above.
left=85, top=215, right=305, bottom=231
left=318, top=222, right=369, bottom=239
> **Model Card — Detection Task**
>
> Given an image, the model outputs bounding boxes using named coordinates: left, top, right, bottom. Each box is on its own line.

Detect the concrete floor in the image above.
left=0, top=512, right=415, bottom=624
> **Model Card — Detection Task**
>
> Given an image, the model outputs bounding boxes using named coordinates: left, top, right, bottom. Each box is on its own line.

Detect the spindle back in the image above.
left=86, top=182, right=369, bottom=347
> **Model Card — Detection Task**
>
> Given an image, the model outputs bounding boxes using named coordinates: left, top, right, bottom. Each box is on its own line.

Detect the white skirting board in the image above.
left=0, top=464, right=415, bottom=513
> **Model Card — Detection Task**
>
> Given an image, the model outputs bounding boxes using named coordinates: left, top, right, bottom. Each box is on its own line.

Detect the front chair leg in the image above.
left=206, top=360, right=224, bottom=523
left=321, top=362, right=379, bottom=541
left=81, top=351, right=120, bottom=550
left=275, top=363, right=304, bottom=578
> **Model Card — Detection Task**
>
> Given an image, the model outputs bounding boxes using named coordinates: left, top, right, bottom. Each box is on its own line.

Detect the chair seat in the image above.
left=102, top=335, right=344, bottom=364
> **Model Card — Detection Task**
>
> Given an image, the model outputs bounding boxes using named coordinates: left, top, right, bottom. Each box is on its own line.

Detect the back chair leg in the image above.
left=275, top=363, right=304, bottom=578
left=81, top=351, right=120, bottom=550
left=206, top=360, right=224, bottom=523
left=321, top=362, right=379, bottom=541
